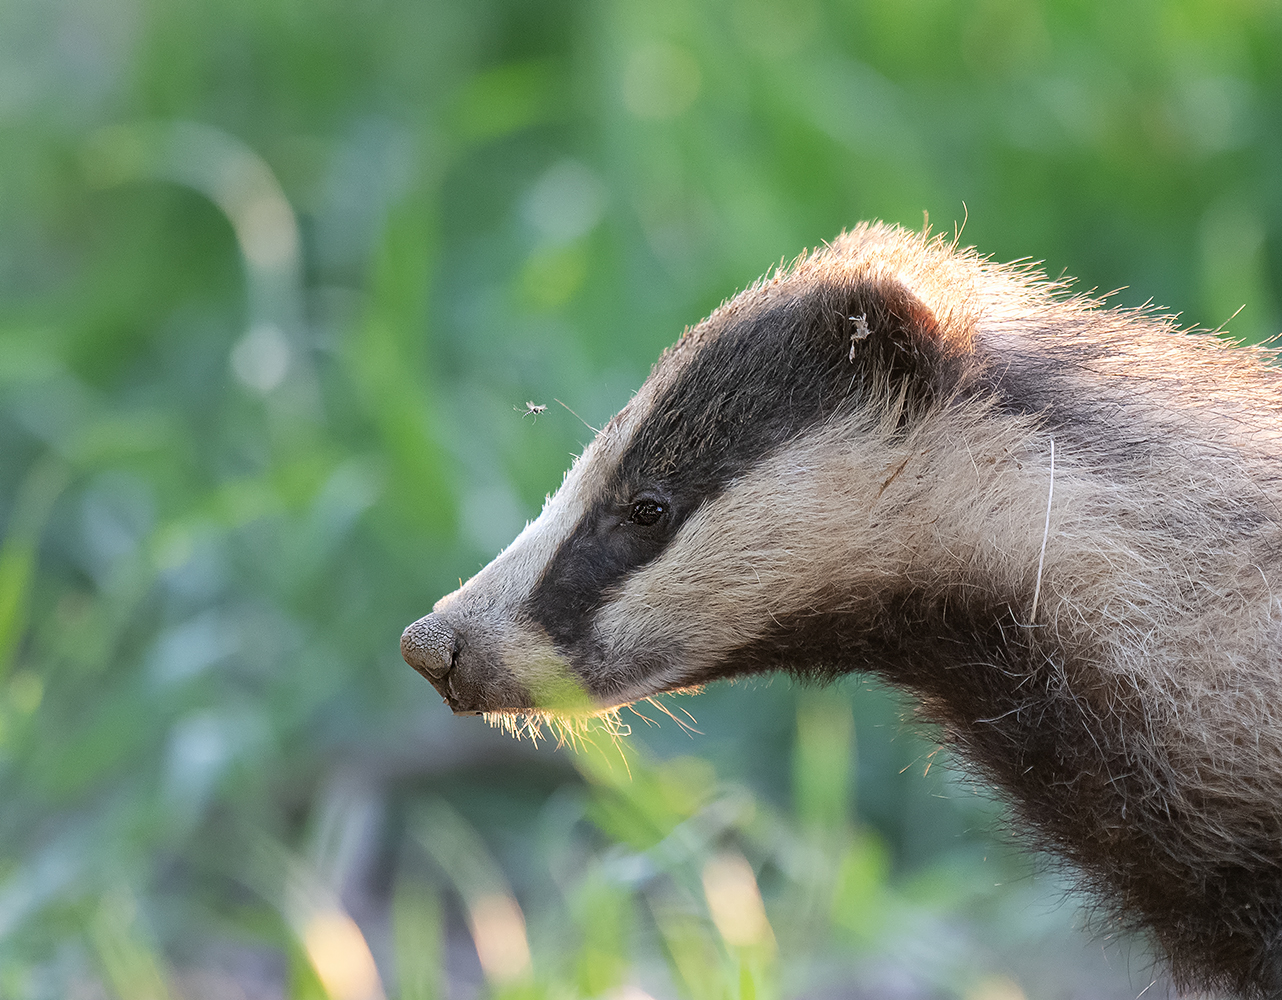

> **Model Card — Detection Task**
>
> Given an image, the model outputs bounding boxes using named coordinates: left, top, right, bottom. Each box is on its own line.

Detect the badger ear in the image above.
left=809, top=276, right=957, bottom=409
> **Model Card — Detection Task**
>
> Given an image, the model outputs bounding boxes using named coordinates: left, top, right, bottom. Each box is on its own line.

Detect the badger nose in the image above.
left=401, top=613, right=456, bottom=682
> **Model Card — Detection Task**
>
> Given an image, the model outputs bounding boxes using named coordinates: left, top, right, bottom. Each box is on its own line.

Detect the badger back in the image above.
left=402, top=223, right=1282, bottom=998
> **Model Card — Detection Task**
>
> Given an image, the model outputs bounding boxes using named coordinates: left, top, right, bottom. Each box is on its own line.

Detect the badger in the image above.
left=401, top=222, right=1282, bottom=998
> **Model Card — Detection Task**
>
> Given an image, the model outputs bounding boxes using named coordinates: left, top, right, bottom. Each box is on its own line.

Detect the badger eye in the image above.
left=628, top=498, right=666, bottom=527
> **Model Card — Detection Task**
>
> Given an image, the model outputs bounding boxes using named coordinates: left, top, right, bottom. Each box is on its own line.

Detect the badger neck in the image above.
left=722, top=401, right=1282, bottom=994
left=864, top=582, right=1282, bottom=998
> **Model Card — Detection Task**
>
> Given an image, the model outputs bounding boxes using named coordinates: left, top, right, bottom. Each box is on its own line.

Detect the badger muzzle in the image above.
left=401, top=595, right=591, bottom=717
left=401, top=612, right=472, bottom=711
left=400, top=611, right=541, bottom=716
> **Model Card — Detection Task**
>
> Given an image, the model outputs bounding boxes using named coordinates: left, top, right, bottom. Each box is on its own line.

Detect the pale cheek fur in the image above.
left=593, top=406, right=1063, bottom=687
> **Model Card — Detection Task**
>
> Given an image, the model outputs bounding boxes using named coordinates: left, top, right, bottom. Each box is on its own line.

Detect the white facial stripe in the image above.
left=428, top=429, right=624, bottom=692
left=431, top=353, right=692, bottom=661
left=435, top=434, right=606, bottom=619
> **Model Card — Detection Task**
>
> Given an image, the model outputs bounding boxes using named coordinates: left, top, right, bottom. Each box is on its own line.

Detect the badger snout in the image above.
left=400, top=613, right=495, bottom=716
left=401, top=608, right=545, bottom=715
left=401, top=613, right=459, bottom=697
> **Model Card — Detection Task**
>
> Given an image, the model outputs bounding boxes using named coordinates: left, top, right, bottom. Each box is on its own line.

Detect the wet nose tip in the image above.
left=401, top=613, right=456, bottom=681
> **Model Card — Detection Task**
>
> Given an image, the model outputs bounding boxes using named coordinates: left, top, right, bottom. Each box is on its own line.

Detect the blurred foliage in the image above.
left=2, top=0, right=1281, bottom=997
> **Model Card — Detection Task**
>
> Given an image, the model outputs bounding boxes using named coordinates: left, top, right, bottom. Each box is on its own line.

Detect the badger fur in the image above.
left=402, top=222, right=1282, bottom=998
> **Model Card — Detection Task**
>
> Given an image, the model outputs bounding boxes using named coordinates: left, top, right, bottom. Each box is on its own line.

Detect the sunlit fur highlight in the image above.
left=481, top=696, right=702, bottom=748
left=482, top=706, right=630, bottom=748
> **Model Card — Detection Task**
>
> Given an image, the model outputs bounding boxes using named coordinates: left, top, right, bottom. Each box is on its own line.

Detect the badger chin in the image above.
left=479, top=680, right=708, bottom=746
left=479, top=705, right=635, bottom=747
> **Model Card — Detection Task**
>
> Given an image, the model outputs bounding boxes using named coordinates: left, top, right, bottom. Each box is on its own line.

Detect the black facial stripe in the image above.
left=525, top=277, right=964, bottom=653
left=615, top=281, right=942, bottom=504
left=523, top=501, right=678, bottom=649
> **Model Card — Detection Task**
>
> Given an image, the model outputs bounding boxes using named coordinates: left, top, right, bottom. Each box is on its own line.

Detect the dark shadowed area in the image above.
left=1, top=1, right=1280, bottom=998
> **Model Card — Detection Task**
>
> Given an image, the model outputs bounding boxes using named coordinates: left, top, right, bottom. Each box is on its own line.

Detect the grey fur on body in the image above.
left=402, top=223, right=1282, bottom=998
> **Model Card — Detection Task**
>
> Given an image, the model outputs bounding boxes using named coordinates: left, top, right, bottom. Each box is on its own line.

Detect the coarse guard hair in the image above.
left=403, top=222, right=1282, bottom=998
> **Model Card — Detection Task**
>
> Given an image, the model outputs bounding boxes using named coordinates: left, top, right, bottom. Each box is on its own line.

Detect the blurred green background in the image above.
left=2, top=0, right=1280, bottom=998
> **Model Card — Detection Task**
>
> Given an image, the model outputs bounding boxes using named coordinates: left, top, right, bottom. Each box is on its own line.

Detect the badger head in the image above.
left=401, top=228, right=988, bottom=721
